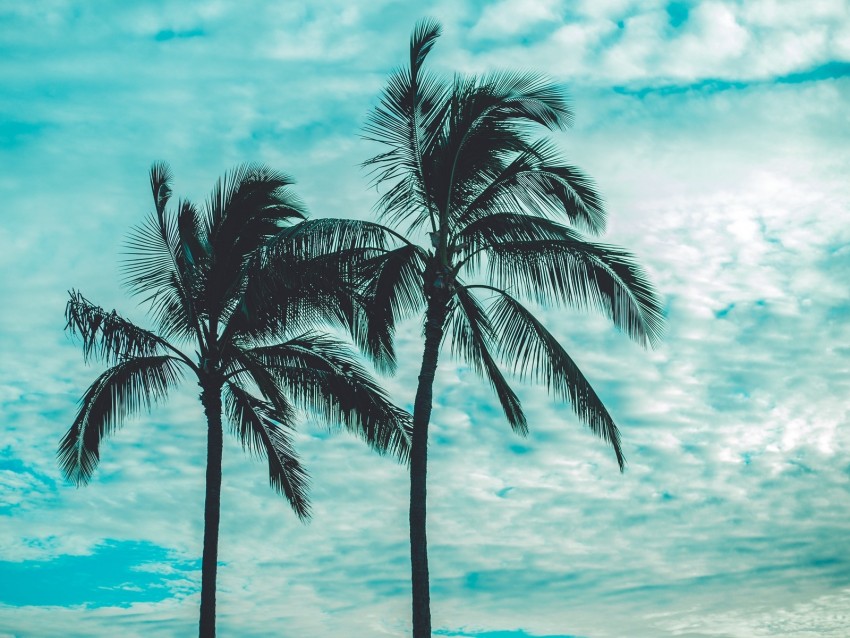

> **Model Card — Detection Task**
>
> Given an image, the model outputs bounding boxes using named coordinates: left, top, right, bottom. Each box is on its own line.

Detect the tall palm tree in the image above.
left=60, top=163, right=410, bottom=637
left=285, top=20, right=664, bottom=636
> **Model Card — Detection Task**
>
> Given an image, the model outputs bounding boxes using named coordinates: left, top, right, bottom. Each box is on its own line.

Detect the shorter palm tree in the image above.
left=60, top=163, right=410, bottom=637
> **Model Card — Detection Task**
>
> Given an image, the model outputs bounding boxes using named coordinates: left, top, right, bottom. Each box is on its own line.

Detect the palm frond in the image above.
left=430, top=73, right=574, bottom=221
left=479, top=286, right=625, bottom=469
left=223, top=344, right=294, bottom=418
left=410, top=18, right=442, bottom=73
left=432, top=76, right=528, bottom=220
left=223, top=382, right=310, bottom=520
left=122, top=208, right=179, bottom=301
left=58, top=355, right=184, bottom=485
left=261, top=221, right=402, bottom=346
left=356, top=243, right=429, bottom=371
left=267, top=218, right=410, bottom=260
left=303, top=251, right=401, bottom=373
left=65, top=291, right=178, bottom=365
left=247, top=334, right=412, bottom=462
left=224, top=252, right=368, bottom=342
left=204, top=163, right=306, bottom=244
left=362, top=19, right=450, bottom=232
left=478, top=71, right=573, bottom=130
left=176, top=198, right=211, bottom=281
left=453, top=139, right=605, bottom=234
left=481, top=237, right=665, bottom=348
left=449, top=285, right=526, bottom=435
left=122, top=165, right=201, bottom=341
left=222, top=235, right=407, bottom=374
left=454, top=213, right=577, bottom=271
left=122, top=212, right=197, bottom=339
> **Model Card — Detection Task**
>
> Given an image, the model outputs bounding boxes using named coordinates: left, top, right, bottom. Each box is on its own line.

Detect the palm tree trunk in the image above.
left=410, top=298, right=447, bottom=638
left=199, top=382, right=223, bottom=638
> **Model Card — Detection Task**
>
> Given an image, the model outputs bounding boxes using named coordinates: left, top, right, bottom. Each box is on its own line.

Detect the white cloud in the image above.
left=462, top=0, right=850, bottom=85
left=470, top=0, right=561, bottom=39
left=1, top=2, right=850, bottom=637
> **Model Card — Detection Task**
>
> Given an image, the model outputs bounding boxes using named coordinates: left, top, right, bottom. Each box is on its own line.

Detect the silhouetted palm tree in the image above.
left=60, top=163, right=410, bottom=637
left=284, top=20, right=664, bottom=636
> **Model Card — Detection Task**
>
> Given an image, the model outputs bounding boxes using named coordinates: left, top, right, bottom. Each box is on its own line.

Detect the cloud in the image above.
left=1, top=2, right=849, bottom=637
left=470, top=0, right=561, bottom=40
left=459, top=0, right=850, bottom=86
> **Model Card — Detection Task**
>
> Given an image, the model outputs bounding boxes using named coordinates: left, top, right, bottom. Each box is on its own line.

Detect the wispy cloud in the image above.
left=460, top=0, right=850, bottom=86
left=1, top=1, right=849, bottom=637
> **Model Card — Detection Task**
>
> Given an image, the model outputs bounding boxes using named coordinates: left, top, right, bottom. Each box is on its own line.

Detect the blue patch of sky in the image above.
left=613, top=61, right=850, bottom=97
left=355, top=577, right=409, bottom=599
left=809, top=557, right=842, bottom=568
left=666, top=2, right=690, bottom=29
left=757, top=218, right=783, bottom=246
left=0, top=449, right=57, bottom=514
left=154, top=28, right=205, bottom=42
left=240, top=116, right=363, bottom=160
left=714, top=302, right=735, bottom=318
left=523, top=425, right=559, bottom=444
left=728, top=538, right=772, bottom=557
left=470, top=21, right=561, bottom=51
left=0, top=541, right=199, bottom=607
left=446, top=569, right=582, bottom=596
left=433, top=433, right=455, bottom=446
left=777, top=61, right=850, bottom=84
left=785, top=459, right=815, bottom=476
left=680, top=443, right=702, bottom=455
left=0, top=120, right=49, bottom=148
left=496, top=486, right=513, bottom=498
left=0, top=454, right=30, bottom=474
left=825, top=302, right=850, bottom=323
left=477, top=402, right=501, bottom=419
left=612, top=78, right=748, bottom=98
left=436, top=629, right=583, bottom=638
left=828, top=242, right=850, bottom=259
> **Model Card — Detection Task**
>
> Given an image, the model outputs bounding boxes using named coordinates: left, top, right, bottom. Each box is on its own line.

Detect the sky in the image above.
left=1, top=0, right=849, bottom=636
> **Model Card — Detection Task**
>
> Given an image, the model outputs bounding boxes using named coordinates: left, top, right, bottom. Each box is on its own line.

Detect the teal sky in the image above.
left=2, top=1, right=850, bottom=636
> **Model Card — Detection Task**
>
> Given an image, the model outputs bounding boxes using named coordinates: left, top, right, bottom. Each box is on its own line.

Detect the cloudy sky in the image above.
left=2, top=1, right=849, bottom=636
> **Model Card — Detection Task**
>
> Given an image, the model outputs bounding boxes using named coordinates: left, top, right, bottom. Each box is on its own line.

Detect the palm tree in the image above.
left=59, top=163, right=411, bottom=637
left=284, top=20, right=664, bottom=636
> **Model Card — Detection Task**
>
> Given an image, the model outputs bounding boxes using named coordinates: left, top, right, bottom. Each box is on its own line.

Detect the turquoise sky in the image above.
left=2, top=1, right=849, bottom=636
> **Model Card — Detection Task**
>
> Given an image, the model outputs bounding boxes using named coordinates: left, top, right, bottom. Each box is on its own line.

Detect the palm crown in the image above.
left=60, top=163, right=411, bottom=636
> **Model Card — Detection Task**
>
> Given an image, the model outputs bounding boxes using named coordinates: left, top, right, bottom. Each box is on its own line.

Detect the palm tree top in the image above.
left=60, top=163, right=412, bottom=519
